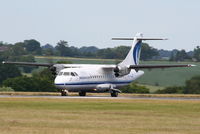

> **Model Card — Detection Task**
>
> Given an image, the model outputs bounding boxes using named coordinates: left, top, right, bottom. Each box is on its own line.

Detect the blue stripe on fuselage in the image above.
left=55, top=81, right=132, bottom=86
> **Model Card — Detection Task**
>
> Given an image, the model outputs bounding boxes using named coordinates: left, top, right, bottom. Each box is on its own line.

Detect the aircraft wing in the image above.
left=2, top=61, right=53, bottom=67
left=2, top=61, right=116, bottom=68
left=128, top=64, right=195, bottom=69
left=2, top=61, right=195, bottom=69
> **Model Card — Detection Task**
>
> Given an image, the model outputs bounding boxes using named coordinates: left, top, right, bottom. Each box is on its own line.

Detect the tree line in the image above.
left=1, top=39, right=200, bottom=62
left=0, top=40, right=159, bottom=61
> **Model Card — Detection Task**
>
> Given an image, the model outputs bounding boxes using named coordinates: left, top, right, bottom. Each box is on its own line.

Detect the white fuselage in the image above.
left=54, top=66, right=144, bottom=92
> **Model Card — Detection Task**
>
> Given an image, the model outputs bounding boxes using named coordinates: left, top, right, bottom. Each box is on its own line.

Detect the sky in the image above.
left=0, top=0, right=199, bottom=51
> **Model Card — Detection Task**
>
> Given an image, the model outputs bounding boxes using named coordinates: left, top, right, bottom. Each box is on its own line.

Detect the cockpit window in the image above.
left=71, top=72, right=75, bottom=76
left=59, top=72, right=78, bottom=76
left=63, top=72, right=70, bottom=76
left=58, top=72, right=63, bottom=76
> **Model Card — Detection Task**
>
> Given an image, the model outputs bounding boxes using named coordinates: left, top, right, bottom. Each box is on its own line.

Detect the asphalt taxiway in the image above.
left=0, top=95, right=200, bottom=100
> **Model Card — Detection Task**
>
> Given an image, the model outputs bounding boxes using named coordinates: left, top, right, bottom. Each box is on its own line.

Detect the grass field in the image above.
left=137, top=61, right=200, bottom=87
left=35, top=56, right=118, bottom=64
left=0, top=98, right=200, bottom=134
left=35, top=56, right=200, bottom=87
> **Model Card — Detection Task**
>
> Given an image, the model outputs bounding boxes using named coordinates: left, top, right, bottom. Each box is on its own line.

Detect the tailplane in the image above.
left=112, top=33, right=167, bottom=66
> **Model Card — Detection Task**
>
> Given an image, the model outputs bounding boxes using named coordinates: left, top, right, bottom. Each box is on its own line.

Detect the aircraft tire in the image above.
left=79, top=91, right=86, bottom=96
left=111, top=91, right=118, bottom=97
left=61, top=90, right=68, bottom=96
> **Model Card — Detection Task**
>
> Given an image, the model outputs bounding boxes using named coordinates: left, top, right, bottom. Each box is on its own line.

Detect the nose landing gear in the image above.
left=61, top=89, right=68, bottom=96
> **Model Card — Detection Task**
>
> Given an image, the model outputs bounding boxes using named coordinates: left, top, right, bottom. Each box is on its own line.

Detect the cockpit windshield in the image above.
left=58, top=72, right=78, bottom=76
left=71, top=72, right=76, bottom=76
left=58, top=72, right=63, bottom=76
left=63, top=72, right=70, bottom=76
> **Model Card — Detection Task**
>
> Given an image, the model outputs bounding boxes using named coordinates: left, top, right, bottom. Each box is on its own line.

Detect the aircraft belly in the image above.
left=56, top=84, right=96, bottom=91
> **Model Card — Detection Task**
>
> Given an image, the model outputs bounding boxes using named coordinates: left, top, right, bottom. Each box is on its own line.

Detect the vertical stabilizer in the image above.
left=112, top=33, right=167, bottom=67
left=119, top=33, right=143, bottom=66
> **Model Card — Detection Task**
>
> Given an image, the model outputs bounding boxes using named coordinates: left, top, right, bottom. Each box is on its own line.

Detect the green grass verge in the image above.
left=1, top=92, right=200, bottom=98
left=0, top=98, right=200, bottom=134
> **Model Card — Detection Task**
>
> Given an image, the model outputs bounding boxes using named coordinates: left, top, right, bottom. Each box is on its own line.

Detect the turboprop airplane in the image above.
left=2, top=33, right=195, bottom=97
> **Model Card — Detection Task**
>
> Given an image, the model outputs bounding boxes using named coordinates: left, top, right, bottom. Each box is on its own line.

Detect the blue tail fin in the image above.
left=119, top=33, right=143, bottom=66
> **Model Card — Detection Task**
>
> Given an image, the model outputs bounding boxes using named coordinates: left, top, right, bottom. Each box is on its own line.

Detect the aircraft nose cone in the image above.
left=54, top=76, right=65, bottom=85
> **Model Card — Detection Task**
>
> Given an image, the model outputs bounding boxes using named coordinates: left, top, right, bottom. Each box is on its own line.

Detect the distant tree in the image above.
left=121, top=83, right=150, bottom=93
left=55, top=40, right=71, bottom=56
left=42, top=48, right=54, bottom=56
left=114, top=46, right=130, bottom=59
left=3, top=69, right=57, bottom=92
left=32, top=68, right=55, bottom=82
left=69, top=46, right=80, bottom=57
left=0, top=41, right=3, bottom=46
left=24, top=39, right=42, bottom=55
left=6, top=54, right=36, bottom=73
left=18, top=55, right=36, bottom=73
left=79, top=46, right=98, bottom=53
left=184, top=76, right=200, bottom=94
left=78, top=46, right=98, bottom=57
left=193, top=46, right=200, bottom=61
left=96, top=48, right=115, bottom=59
left=155, top=86, right=184, bottom=94
left=140, top=43, right=159, bottom=60
left=42, top=44, right=55, bottom=56
left=0, top=64, right=21, bottom=85
left=169, top=52, right=175, bottom=61
left=42, top=44, right=54, bottom=49
left=174, top=49, right=191, bottom=61
left=9, top=42, right=27, bottom=56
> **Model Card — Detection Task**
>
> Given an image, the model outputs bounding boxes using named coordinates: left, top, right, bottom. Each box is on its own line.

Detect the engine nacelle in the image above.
left=50, top=64, right=65, bottom=75
left=114, top=66, right=130, bottom=77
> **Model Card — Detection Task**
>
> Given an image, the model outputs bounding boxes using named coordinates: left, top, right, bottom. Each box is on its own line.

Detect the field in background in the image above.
left=0, top=98, right=199, bottom=134
left=137, top=61, right=200, bottom=87
left=35, top=56, right=118, bottom=64
left=35, top=56, right=200, bottom=87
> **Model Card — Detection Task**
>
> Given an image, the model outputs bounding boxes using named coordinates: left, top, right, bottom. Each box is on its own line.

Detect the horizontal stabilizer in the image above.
left=129, top=64, right=195, bottom=69
left=112, top=38, right=168, bottom=40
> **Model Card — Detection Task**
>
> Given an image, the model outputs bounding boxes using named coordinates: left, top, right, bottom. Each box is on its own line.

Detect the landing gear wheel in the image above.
left=111, top=91, right=118, bottom=97
left=79, top=91, right=86, bottom=96
left=61, top=89, right=68, bottom=96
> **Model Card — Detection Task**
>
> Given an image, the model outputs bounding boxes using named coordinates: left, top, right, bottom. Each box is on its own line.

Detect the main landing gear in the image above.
left=79, top=91, right=86, bottom=96
left=110, top=89, right=121, bottom=97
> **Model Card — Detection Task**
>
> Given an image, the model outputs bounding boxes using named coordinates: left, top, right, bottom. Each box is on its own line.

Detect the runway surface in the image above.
left=0, top=95, right=200, bottom=100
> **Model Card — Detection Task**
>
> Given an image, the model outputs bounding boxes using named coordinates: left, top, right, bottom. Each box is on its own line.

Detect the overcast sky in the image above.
left=0, top=0, right=199, bottom=51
